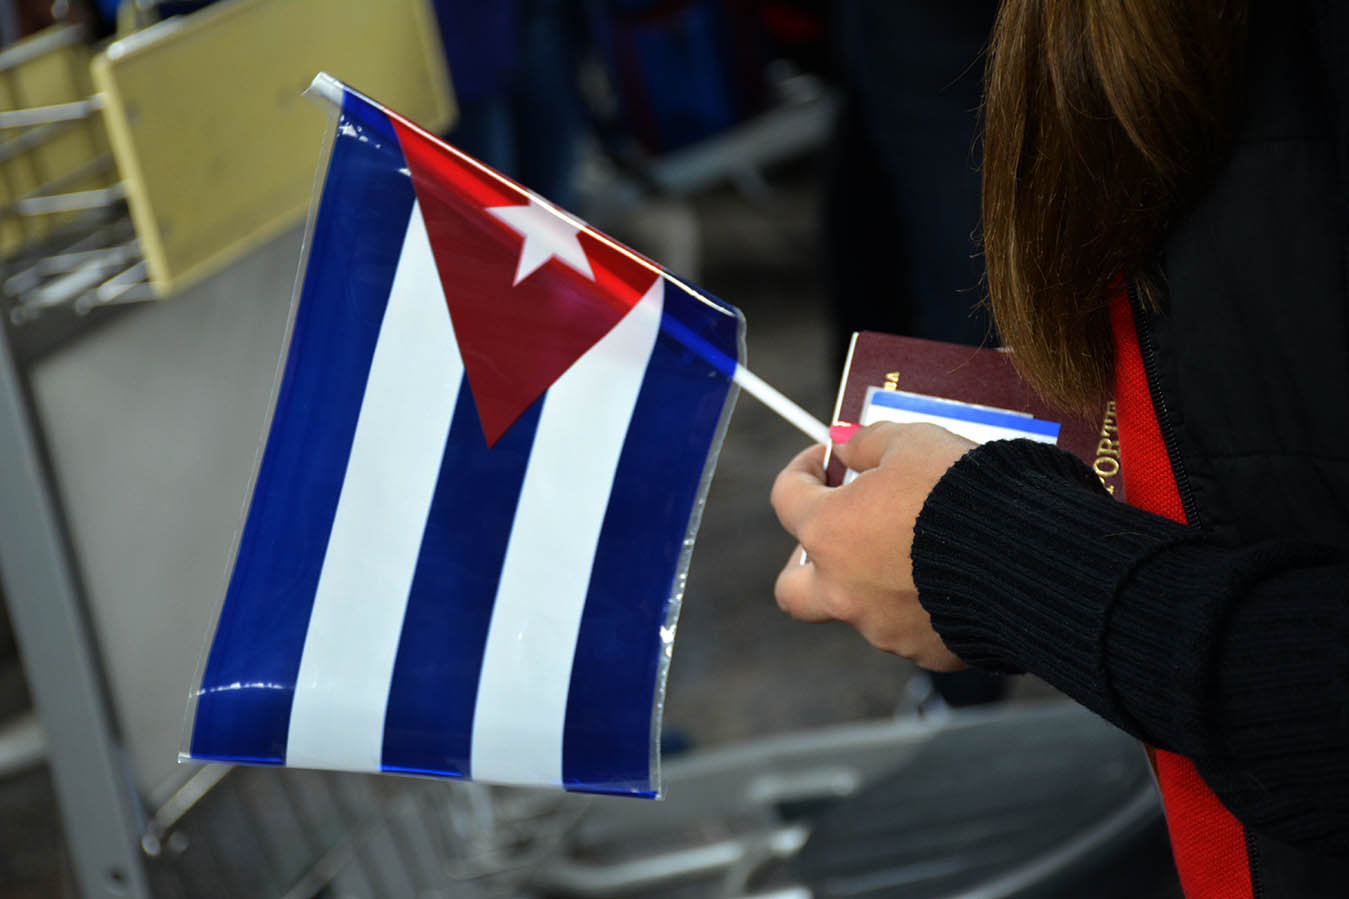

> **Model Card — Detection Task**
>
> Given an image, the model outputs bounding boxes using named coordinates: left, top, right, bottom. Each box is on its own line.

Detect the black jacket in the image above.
left=911, top=1, right=1349, bottom=894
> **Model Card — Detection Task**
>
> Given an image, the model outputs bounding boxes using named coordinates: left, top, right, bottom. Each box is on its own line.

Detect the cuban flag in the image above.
left=184, top=76, right=742, bottom=797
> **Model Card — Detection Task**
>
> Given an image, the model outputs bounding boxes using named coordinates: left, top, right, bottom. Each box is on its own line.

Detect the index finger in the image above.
left=770, top=443, right=830, bottom=539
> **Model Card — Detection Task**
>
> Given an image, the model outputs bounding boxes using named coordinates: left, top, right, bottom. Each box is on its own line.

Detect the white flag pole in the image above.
left=731, top=366, right=829, bottom=444
left=306, top=71, right=345, bottom=109
left=305, top=74, right=832, bottom=447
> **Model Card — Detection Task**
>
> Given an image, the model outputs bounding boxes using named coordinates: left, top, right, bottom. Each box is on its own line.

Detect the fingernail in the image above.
left=830, top=422, right=860, bottom=444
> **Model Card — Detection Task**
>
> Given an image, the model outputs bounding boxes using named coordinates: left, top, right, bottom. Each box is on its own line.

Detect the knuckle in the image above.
left=769, top=474, right=791, bottom=515
left=773, top=567, right=803, bottom=614
left=818, top=583, right=856, bottom=623
left=796, top=516, right=833, bottom=559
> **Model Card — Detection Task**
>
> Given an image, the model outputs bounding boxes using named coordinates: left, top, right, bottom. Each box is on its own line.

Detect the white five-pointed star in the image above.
left=487, top=198, right=595, bottom=285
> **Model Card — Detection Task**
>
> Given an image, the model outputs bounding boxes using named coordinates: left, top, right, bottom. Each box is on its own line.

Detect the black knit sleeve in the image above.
left=911, top=438, right=1349, bottom=855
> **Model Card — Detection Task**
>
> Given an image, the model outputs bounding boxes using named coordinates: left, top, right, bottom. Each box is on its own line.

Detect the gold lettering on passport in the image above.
left=1093, top=457, right=1121, bottom=479
left=883, top=372, right=899, bottom=391
left=1094, top=400, right=1119, bottom=494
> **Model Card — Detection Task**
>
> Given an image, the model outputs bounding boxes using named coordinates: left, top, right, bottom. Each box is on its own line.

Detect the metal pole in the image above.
left=0, top=326, right=150, bottom=897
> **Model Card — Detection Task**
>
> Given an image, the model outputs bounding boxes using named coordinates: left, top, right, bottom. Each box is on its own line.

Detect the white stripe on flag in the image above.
left=286, top=202, right=463, bottom=771
left=469, top=277, right=665, bottom=785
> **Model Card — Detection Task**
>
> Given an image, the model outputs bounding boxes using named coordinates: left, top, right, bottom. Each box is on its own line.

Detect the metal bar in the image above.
left=5, top=69, right=49, bottom=189
left=18, top=256, right=126, bottom=314
left=940, top=788, right=1160, bottom=899
left=531, top=825, right=810, bottom=894
left=0, top=323, right=150, bottom=896
left=75, top=262, right=154, bottom=314
left=18, top=153, right=116, bottom=201
left=0, top=68, right=34, bottom=250
left=0, top=97, right=103, bottom=130
left=81, top=284, right=156, bottom=309
left=96, top=258, right=149, bottom=294
left=146, top=763, right=232, bottom=841
left=0, top=23, right=84, bottom=72
left=16, top=253, right=151, bottom=319
left=17, top=183, right=127, bottom=216
left=4, top=225, right=137, bottom=295
left=4, top=240, right=139, bottom=294
left=0, top=118, right=79, bottom=165
left=645, top=93, right=838, bottom=196
left=0, top=710, right=43, bottom=778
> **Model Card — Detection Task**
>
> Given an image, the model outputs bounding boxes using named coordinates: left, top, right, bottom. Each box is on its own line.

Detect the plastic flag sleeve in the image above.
left=181, top=75, right=744, bottom=797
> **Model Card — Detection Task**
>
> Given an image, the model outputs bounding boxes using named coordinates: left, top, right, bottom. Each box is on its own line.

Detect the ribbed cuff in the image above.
left=913, top=439, right=1349, bottom=850
left=911, top=439, right=1201, bottom=740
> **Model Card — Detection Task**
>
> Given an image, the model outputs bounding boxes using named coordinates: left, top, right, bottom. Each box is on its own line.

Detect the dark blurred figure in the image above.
left=824, top=1, right=997, bottom=363
left=825, top=2, right=1004, bottom=709
left=584, top=0, right=773, bottom=163
left=432, top=0, right=584, bottom=210
left=7, top=0, right=100, bottom=40
left=86, top=0, right=222, bottom=38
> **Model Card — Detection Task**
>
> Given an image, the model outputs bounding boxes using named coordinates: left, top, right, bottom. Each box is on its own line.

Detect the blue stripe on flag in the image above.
left=380, top=383, right=543, bottom=778
left=869, top=390, right=1062, bottom=439
left=562, top=285, right=741, bottom=796
left=340, top=86, right=400, bottom=148
left=191, top=111, right=415, bottom=764
left=658, top=309, right=738, bottom=379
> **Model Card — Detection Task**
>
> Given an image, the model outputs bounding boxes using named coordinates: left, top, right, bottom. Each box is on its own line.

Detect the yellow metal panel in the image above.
left=92, top=0, right=455, bottom=296
left=0, top=71, right=42, bottom=254
left=0, top=27, right=111, bottom=257
left=13, top=50, right=112, bottom=230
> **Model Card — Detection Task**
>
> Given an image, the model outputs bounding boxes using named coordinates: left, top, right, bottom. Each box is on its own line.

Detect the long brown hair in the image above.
left=982, top=0, right=1248, bottom=412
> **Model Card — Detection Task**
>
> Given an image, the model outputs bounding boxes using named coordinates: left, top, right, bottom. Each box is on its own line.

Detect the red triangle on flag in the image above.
left=390, top=118, right=659, bottom=446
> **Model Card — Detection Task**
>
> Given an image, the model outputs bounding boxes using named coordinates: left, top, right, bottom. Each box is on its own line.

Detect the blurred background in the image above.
left=0, top=1, right=1180, bottom=897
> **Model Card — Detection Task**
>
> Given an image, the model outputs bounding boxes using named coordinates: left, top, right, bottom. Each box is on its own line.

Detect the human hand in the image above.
left=770, top=422, right=977, bottom=671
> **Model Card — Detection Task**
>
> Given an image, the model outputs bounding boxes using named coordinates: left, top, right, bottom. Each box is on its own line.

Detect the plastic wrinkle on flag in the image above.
left=182, top=80, right=744, bottom=797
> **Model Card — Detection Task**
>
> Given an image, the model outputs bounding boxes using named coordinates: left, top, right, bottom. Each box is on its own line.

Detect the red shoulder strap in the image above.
left=1109, top=288, right=1255, bottom=899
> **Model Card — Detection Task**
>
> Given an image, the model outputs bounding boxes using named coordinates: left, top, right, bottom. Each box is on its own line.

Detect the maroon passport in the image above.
left=827, top=331, right=1124, bottom=499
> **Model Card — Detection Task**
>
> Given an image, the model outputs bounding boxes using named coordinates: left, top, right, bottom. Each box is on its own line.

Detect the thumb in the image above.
left=833, top=422, right=904, bottom=473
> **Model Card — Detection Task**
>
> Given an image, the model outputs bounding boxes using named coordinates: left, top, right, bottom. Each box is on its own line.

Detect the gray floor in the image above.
left=0, top=162, right=1047, bottom=897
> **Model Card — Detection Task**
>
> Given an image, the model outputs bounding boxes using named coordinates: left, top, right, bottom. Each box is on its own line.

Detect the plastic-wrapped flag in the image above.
left=183, top=75, right=751, bottom=797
